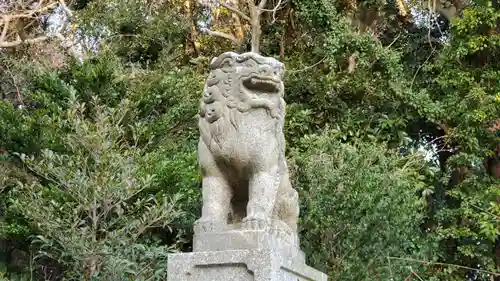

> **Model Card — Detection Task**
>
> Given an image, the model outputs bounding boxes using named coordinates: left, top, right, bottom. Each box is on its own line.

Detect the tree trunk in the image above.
left=231, top=0, right=245, bottom=43
left=184, top=0, right=199, bottom=56
left=249, top=4, right=261, bottom=53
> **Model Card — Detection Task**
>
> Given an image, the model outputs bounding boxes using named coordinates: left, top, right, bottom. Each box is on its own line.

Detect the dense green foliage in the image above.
left=0, top=0, right=499, bottom=280
left=291, top=130, right=432, bottom=280
left=11, top=97, right=183, bottom=280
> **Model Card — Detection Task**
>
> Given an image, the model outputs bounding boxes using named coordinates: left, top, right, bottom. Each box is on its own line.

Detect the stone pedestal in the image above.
left=167, top=229, right=328, bottom=281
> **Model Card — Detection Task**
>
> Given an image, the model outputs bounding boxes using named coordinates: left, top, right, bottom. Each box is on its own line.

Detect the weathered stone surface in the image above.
left=167, top=249, right=328, bottom=281
left=195, top=52, right=299, bottom=245
left=193, top=228, right=305, bottom=263
left=167, top=52, right=327, bottom=281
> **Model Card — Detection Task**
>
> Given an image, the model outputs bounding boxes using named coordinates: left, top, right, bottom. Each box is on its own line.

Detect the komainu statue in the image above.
left=195, top=52, right=299, bottom=245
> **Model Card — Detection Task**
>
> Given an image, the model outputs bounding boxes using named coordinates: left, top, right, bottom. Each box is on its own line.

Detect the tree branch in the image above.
left=0, top=35, right=49, bottom=47
left=260, top=0, right=287, bottom=12
left=0, top=0, right=82, bottom=61
left=202, top=28, right=243, bottom=45
left=260, top=0, right=286, bottom=24
left=0, top=2, right=59, bottom=21
left=219, top=0, right=251, bottom=22
left=289, top=57, right=326, bottom=73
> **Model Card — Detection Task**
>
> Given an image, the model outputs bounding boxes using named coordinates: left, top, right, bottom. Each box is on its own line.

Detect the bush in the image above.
left=8, top=96, right=183, bottom=280
left=290, top=129, right=435, bottom=281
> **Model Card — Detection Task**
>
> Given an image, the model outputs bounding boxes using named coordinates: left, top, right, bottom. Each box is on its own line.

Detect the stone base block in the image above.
left=193, top=230, right=305, bottom=263
left=167, top=249, right=328, bottom=281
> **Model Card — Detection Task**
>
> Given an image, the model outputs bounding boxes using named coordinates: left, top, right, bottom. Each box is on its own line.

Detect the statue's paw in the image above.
left=242, top=216, right=269, bottom=230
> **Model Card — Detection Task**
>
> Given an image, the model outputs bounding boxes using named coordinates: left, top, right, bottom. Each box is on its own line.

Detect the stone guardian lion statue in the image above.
left=195, top=52, right=299, bottom=245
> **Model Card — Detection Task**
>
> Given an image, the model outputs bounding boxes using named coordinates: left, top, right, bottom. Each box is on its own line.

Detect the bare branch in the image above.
left=260, top=0, right=287, bottom=12
left=0, top=0, right=82, bottom=62
left=0, top=2, right=59, bottom=20
left=0, top=0, right=61, bottom=46
left=219, top=0, right=251, bottom=22
left=202, top=28, right=243, bottom=45
left=260, top=0, right=287, bottom=24
left=0, top=35, right=49, bottom=47
left=289, top=57, right=326, bottom=73
left=206, top=0, right=287, bottom=53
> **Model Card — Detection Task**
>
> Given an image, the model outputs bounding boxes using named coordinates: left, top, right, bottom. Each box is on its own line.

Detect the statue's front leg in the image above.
left=195, top=176, right=231, bottom=229
left=195, top=140, right=232, bottom=233
left=244, top=152, right=280, bottom=230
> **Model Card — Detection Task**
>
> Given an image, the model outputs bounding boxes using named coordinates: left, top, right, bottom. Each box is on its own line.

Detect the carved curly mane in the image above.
left=199, top=52, right=286, bottom=152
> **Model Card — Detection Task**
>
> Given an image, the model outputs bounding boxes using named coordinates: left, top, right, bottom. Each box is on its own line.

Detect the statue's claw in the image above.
left=242, top=216, right=269, bottom=230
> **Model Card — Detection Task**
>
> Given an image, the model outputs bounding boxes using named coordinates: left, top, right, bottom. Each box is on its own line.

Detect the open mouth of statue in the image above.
left=242, top=75, right=281, bottom=93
